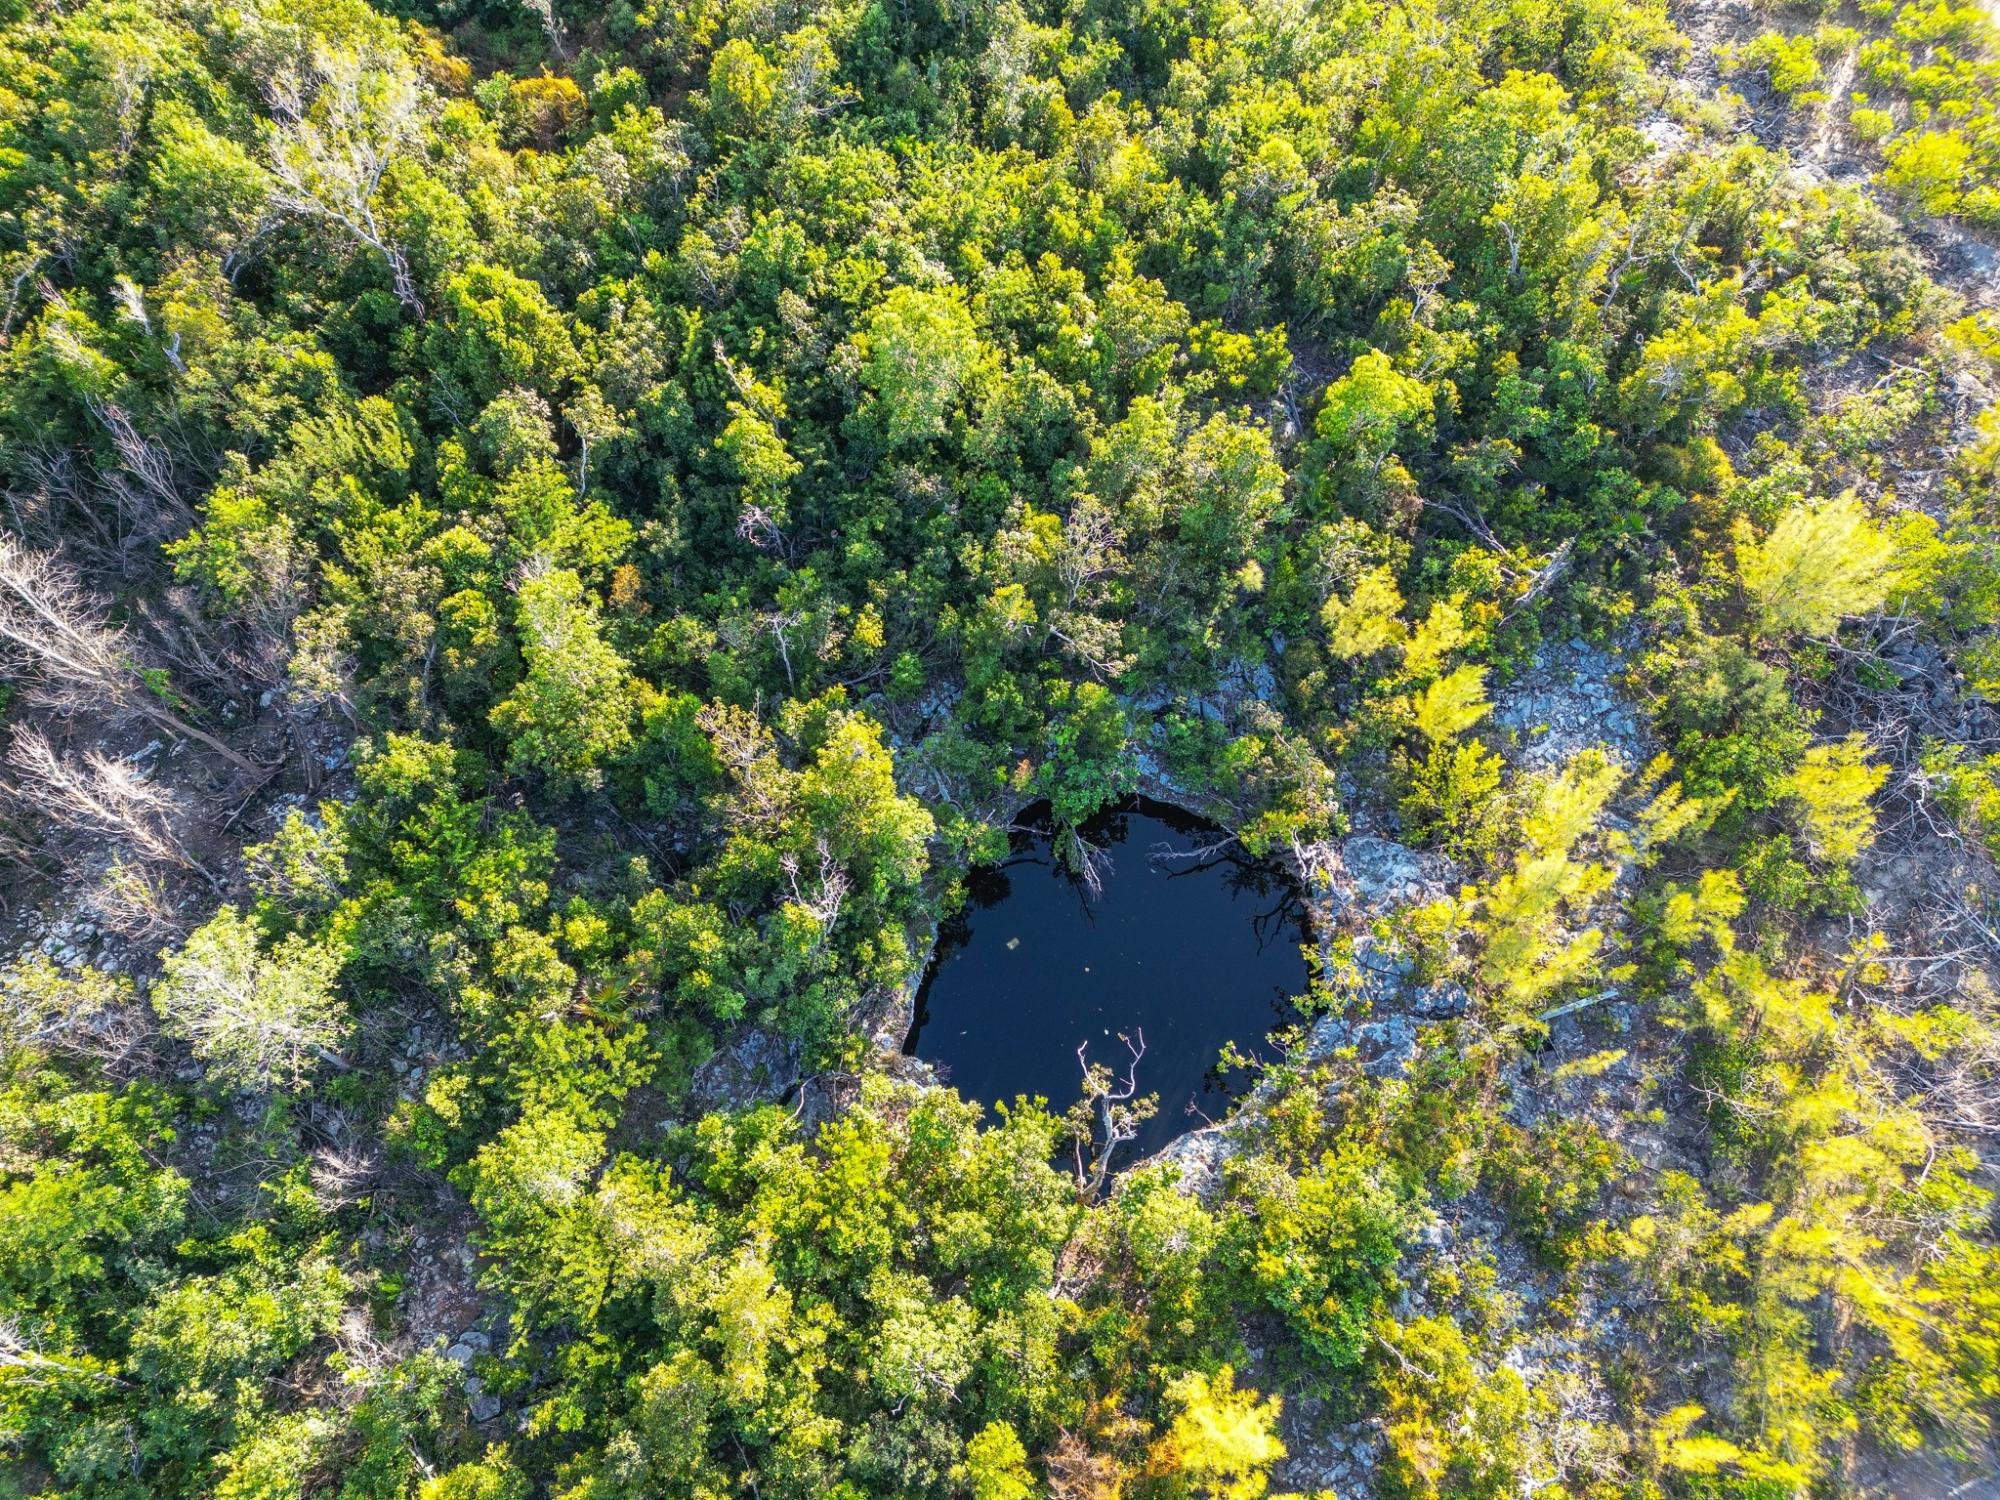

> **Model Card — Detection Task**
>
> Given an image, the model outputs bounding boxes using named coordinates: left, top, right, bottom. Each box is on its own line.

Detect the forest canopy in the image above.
left=0, top=0, right=1996, bottom=1495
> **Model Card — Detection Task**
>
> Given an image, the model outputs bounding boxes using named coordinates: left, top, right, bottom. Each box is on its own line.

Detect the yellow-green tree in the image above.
left=1785, top=735, right=1889, bottom=865
left=1152, top=1366, right=1287, bottom=1500
left=1736, top=492, right=1897, bottom=638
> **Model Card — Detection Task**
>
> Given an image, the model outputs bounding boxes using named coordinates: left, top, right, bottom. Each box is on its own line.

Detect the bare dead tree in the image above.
left=696, top=700, right=791, bottom=830
left=1289, top=833, right=1342, bottom=897
left=262, top=45, right=425, bottom=312
left=0, top=956, right=149, bottom=1067
left=1524, top=1368, right=1622, bottom=1490
left=308, top=1137, right=384, bottom=1213
left=1494, top=212, right=1523, bottom=281
left=0, top=1319, right=121, bottom=1387
left=111, top=276, right=186, bottom=375
left=760, top=606, right=811, bottom=692
left=140, top=590, right=265, bottom=703
left=775, top=30, right=851, bottom=131
left=152, top=912, right=350, bottom=1087
left=0, top=535, right=259, bottom=774
left=1053, top=823, right=1112, bottom=898
left=1067, top=1029, right=1157, bottom=1200
left=1026, top=496, right=1132, bottom=681
left=1056, top=496, right=1123, bottom=619
left=1153, top=831, right=1242, bottom=868
left=31, top=293, right=195, bottom=563
left=1501, top=536, right=1576, bottom=624
left=519, top=0, right=571, bottom=57
left=1416, top=494, right=1509, bottom=556
left=146, top=579, right=329, bottom=776
left=327, top=1307, right=403, bottom=1400
left=3, top=730, right=220, bottom=889
left=5, top=444, right=86, bottom=547
left=1055, top=1437, right=1143, bottom=1500
left=780, top=836, right=850, bottom=955
left=86, top=854, right=185, bottom=944
left=88, top=397, right=188, bottom=536
left=736, top=502, right=787, bottom=554
left=0, top=807, right=42, bottom=882
left=286, top=603, right=359, bottom=727
left=1, top=249, right=46, bottom=346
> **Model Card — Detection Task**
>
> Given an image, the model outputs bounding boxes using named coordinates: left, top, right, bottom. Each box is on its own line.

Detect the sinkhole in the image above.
left=903, top=796, right=1312, bottom=1158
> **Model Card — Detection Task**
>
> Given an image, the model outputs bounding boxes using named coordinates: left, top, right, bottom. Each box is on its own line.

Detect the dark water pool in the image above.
left=904, top=798, right=1311, bottom=1158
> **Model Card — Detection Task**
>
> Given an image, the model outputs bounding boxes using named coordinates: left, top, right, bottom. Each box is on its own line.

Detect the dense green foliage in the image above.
left=0, top=0, right=1996, bottom=1495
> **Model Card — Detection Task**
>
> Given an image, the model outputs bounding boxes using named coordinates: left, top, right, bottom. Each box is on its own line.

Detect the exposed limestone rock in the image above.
left=1136, top=831, right=1466, bottom=1196
left=1490, top=640, right=1652, bottom=774
left=687, top=1025, right=803, bottom=1115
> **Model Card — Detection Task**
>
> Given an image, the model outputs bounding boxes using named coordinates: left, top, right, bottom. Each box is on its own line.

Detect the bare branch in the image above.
left=2, top=729, right=219, bottom=888
left=0, top=1320, right=121, bottom=1388
left=1068, top=1028, right=1156, bottom=1199
left=0, top=534, right=259, bottom=774
left=0, top=956, right=149, bottom=1066
left=264, top=46, right=425, bottom=312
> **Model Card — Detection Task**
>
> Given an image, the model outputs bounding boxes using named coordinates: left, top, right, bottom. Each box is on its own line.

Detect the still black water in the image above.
left=903, top=798, right=1312, bottom=1158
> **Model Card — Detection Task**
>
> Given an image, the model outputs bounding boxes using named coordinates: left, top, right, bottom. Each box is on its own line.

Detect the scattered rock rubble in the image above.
left=1490, top=639, right=1652, bottom=774
left=687, top=1024, right=805, bottom=1116
left=443, top=1329, right=503, bottom=1423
